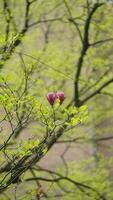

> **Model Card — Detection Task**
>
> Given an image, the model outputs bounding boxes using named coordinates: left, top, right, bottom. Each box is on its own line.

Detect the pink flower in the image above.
left=47, top=92, right=56, bottom=105
left=56, top=92, right=65, bottom=104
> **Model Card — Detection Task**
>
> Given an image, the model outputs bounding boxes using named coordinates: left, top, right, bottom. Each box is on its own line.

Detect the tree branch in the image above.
left=81, top=77, right=113, bottom=104
left=74, top=3, right=104, bottom=106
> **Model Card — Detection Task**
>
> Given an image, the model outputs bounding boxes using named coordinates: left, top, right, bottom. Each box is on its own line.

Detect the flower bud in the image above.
left=47, top=92, right=56, bottom=105
left=56, top=92, right=65, bottom=104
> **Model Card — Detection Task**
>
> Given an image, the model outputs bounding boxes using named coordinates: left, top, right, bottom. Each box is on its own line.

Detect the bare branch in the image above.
left=90, top=38, right=113, bottom=46
left=63, top=0, right=83, bottom=44
left=26, top=166, right=106, bottom=200
left=74, top=3, right=104, bottom=106
left=81, top=77, right=113, bottom=104
left=80, top=69, right=110, bottom=96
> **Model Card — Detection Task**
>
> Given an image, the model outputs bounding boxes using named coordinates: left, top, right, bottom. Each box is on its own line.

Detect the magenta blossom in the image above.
left=56, top=92, right=65, bottom=104
left=47, top=92, right=56, bottom=105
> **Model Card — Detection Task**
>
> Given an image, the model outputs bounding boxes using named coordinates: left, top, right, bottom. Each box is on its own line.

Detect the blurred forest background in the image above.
left=0, top=0, right=113, bottom=199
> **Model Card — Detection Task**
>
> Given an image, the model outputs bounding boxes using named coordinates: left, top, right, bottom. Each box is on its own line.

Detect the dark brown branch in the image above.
left=29, top=17, right=65, bottom=27
left=57, top=136, right=84, bottom=143
left=81, top=77, right=113, bottom=104
left=3, top=0, right=11, bottom=44
left=80, top=69, right=110, bottom=96
left=74, top=3, right=104, bottom=106
left=95, top=135, right=113, bottom=142
left=100, top=91, right=113, bottom=97
left=63, top=0, right=83, bottom=43
left=90, top=38, right=113, bottom=46
left=57, top=135, right=113, bottom=143
left=26, top=167, right=106, bottom=200
left=30, top=169, right=48, bottom=199
left=22, top=0, right=30, bottom=34
left=28, top=16, right=82, bottom=28
left=0, top=0, right=37, bottom=68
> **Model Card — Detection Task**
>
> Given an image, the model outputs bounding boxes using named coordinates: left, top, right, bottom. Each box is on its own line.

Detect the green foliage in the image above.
left=18, top=138, right=40, bottom=157
left=58, top=158, right=113, bottom=200
left=64, top=105, right=88, bottom=126
left=0, top=0, right=113, bottom=199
